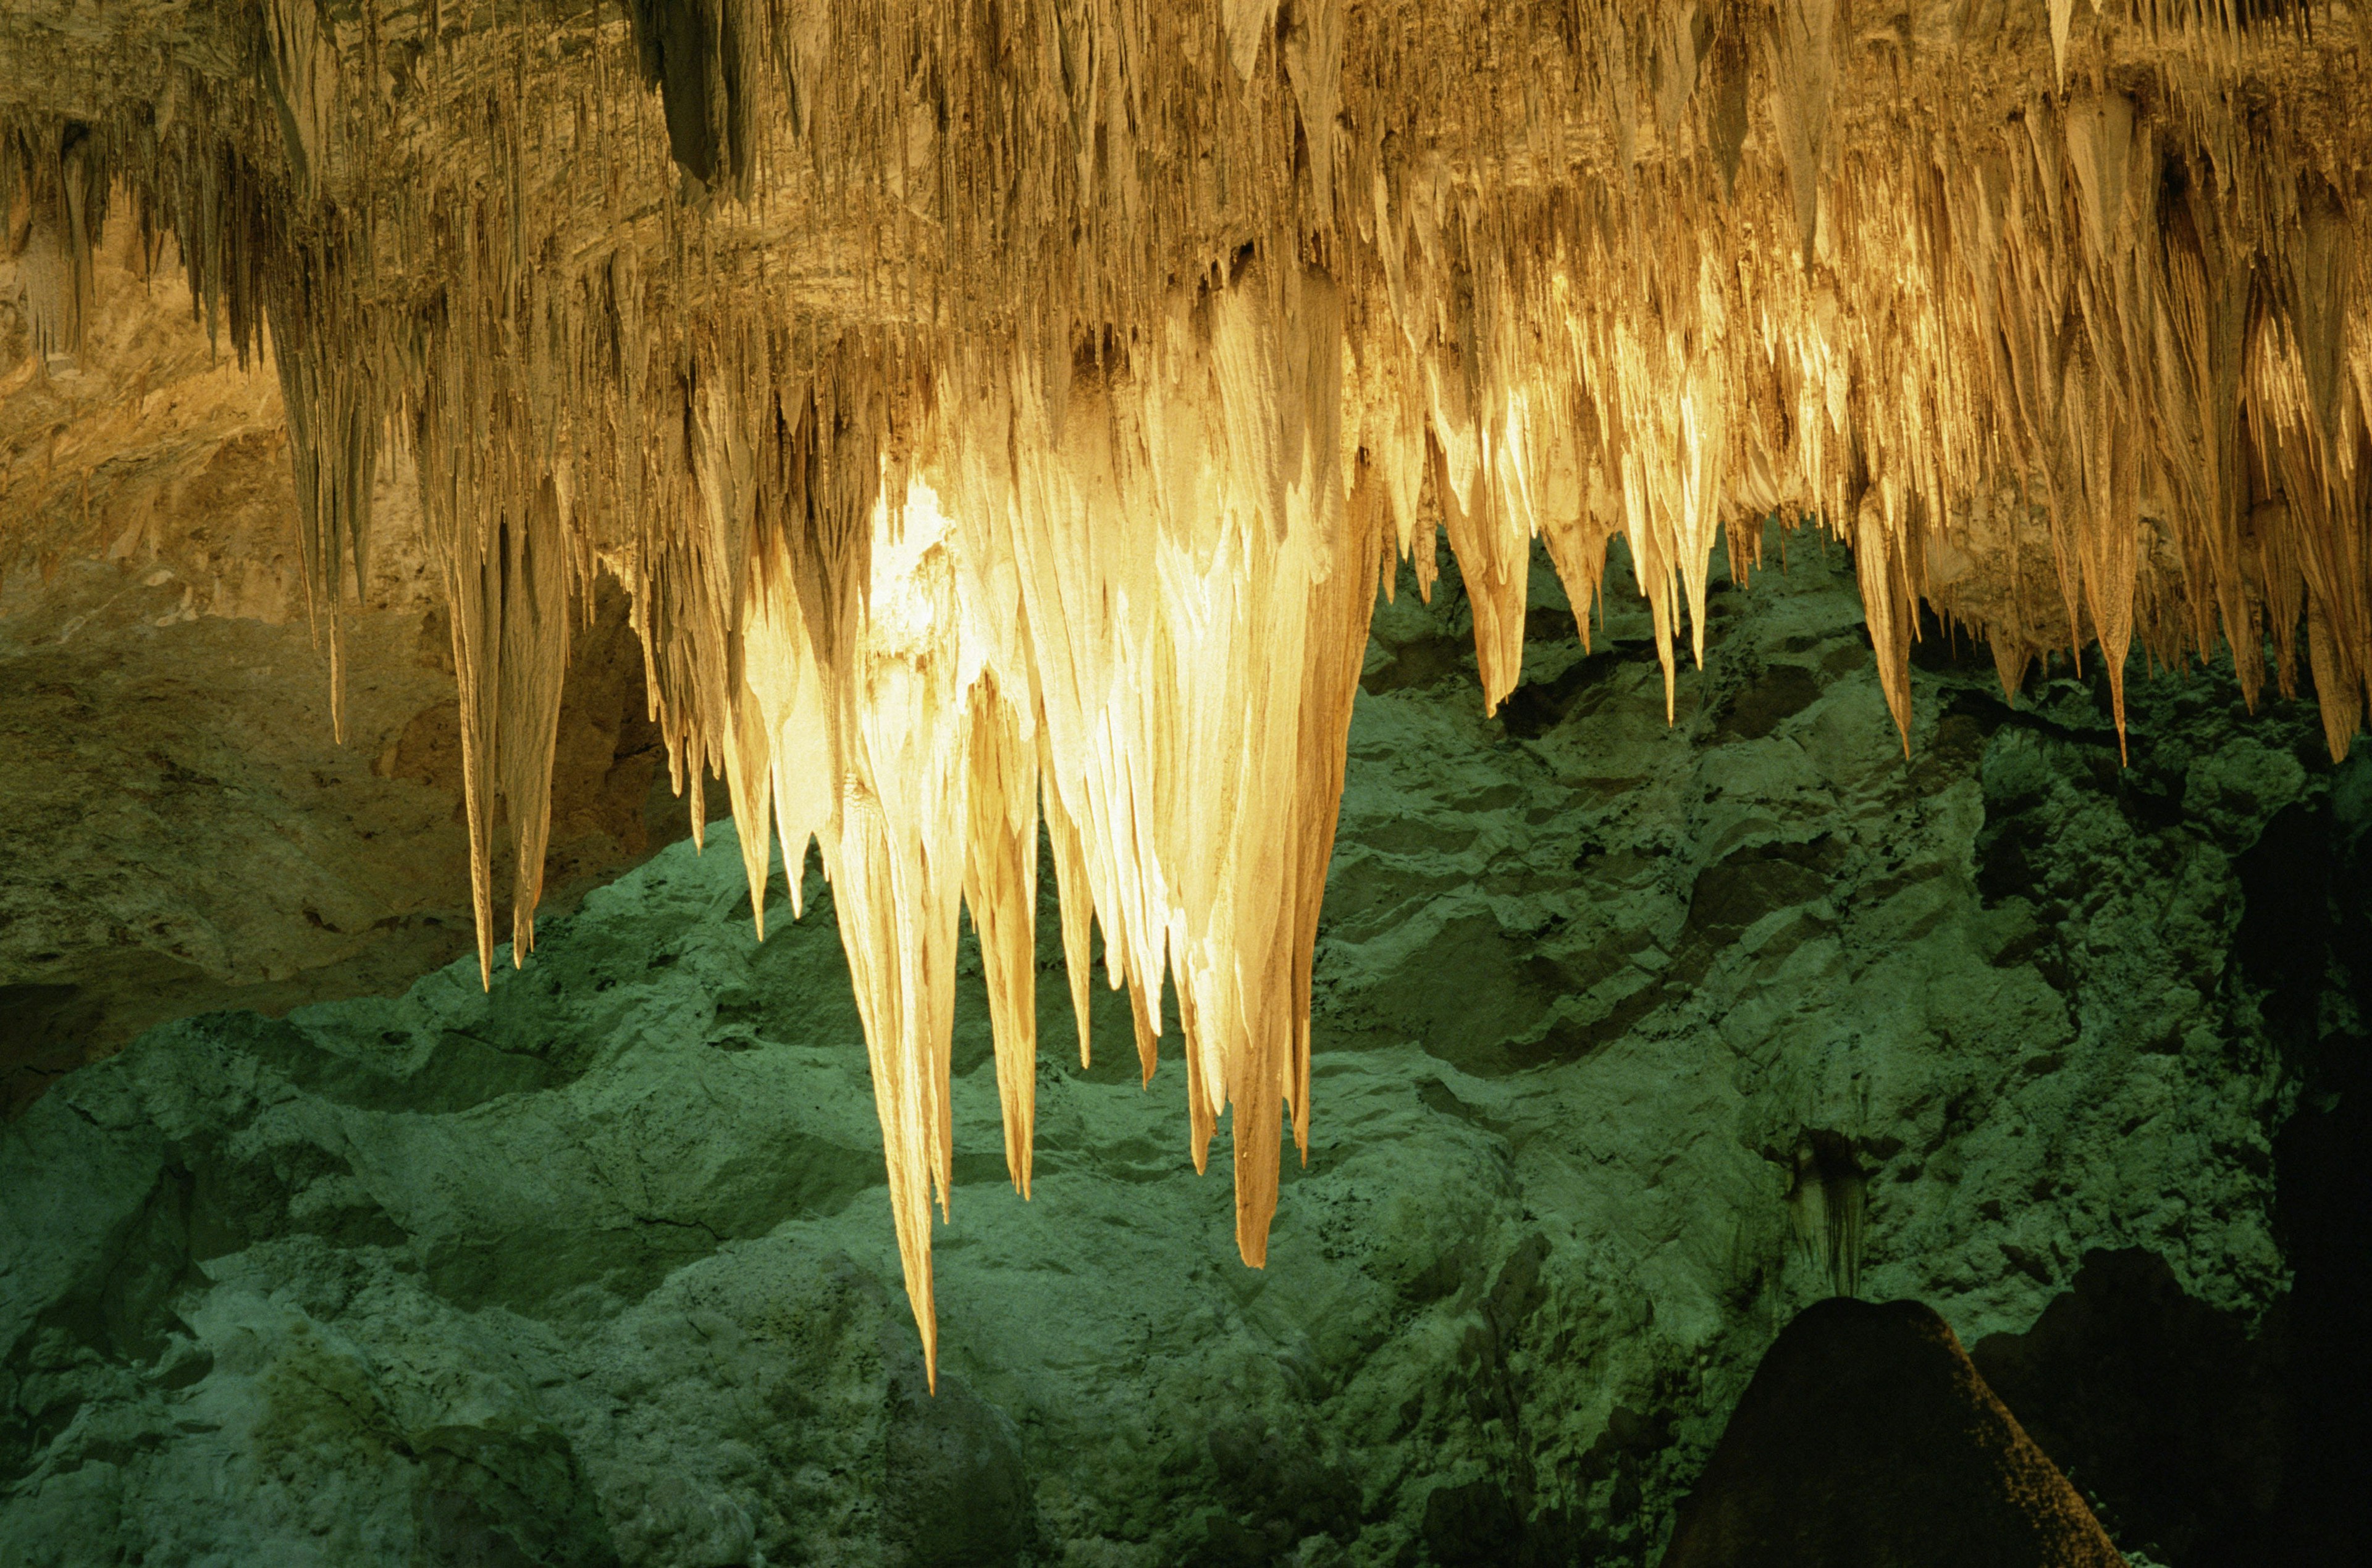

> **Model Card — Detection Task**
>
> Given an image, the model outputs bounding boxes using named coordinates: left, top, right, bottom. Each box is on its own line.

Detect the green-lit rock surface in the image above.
left=1, top=526, right=2334, bottom=1566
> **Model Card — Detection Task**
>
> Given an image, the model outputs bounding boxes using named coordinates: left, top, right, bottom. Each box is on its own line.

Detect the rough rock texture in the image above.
left=1972, top=742, right=2372, bottom=1568
left=1662, top=1298, right=2121, bottom=1568
left=0, top=237, right=707, bottom=1112
left=0, top=524, right=2332, bottom=1566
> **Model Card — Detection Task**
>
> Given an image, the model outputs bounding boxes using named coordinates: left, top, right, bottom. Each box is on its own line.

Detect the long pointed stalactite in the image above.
left=6, top=0, right=2371, bottom=1377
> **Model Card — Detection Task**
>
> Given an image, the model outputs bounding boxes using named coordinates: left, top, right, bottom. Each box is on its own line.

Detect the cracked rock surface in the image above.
left=0, top=524, right=2332, bottom=1566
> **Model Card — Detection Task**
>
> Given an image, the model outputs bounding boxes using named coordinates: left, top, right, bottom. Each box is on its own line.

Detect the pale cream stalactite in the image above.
left=961, top=672, right=1043, bottom=1198
left=810, top=473, right=972, bottom=1389
left=1042, top=762, right=1101, bottom=1071
left=440, top=477, right=573, bottom=984
left=258, top=0, right=337, bottom=196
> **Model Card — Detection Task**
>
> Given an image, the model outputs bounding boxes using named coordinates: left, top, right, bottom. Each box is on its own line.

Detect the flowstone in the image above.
left=1, top=525, right=2320, bottom=1566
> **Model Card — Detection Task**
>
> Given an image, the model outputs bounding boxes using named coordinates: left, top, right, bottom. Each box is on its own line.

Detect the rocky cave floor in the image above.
left=4, top=523, right=2368, bottom=1567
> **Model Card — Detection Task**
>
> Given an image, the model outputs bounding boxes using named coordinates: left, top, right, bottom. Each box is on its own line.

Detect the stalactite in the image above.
left=7, top=0, right=2372, bottom=1375
left=961, top=672, right=1042, bottom=1198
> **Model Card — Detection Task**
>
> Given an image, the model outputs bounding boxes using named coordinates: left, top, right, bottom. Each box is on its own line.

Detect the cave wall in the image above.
left=0, top=237, right=710, bottom=1112
left=0, top=522, right=2342, bottom=1567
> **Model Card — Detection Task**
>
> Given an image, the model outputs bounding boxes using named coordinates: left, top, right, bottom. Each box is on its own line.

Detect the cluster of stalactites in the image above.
left=1354, top=98, right=2372, bottom=768
left=6, top=0, right=2372, bottom=1373
left=661, top=262, right=1378, bottom=1377
left=2, top=122, right=107, bottom=367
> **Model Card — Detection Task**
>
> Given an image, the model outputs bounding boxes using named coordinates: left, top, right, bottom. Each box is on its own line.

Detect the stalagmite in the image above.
left=7, top=0, right=2372, bottom=1377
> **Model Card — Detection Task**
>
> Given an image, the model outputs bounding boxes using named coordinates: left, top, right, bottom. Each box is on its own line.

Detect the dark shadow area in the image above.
left=1966, top=752, right=2372, bottom=1568
left=1972, top=1249, right=2286, bottom=1564
left=1663, top=1298, right=2121, bottom=1568
left=0, top=981, right=101, bottom=1119
left=2244, top=763, right=2372, bottom=1567
left=1, top=580, right=724, bottom=1123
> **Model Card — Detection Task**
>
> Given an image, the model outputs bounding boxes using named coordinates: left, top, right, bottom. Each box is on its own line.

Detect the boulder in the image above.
left=1663, top=1298, right=2121, bottom=1568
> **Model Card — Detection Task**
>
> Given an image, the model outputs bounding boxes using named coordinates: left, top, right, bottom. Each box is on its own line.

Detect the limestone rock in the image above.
left=0, top=524, right=2321, bottom=1565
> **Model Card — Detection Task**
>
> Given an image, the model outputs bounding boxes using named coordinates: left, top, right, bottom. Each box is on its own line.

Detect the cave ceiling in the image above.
left=3, top=0, right=2368, bottom=1372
